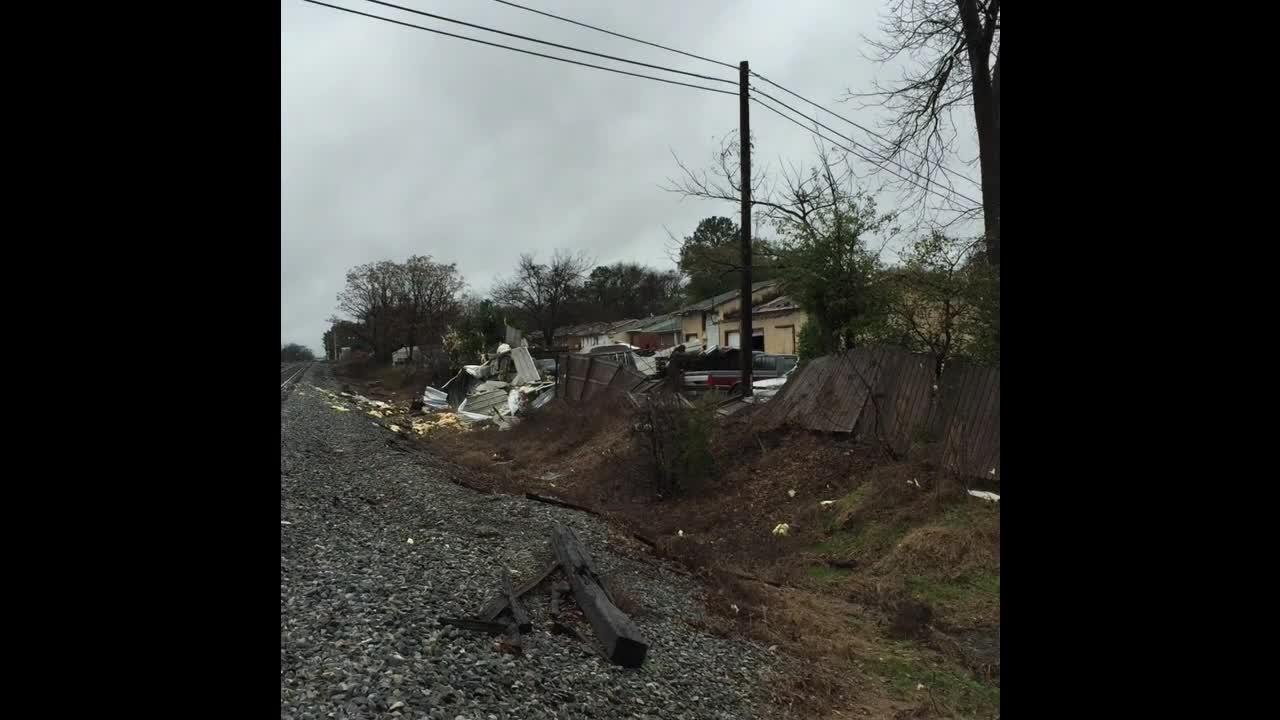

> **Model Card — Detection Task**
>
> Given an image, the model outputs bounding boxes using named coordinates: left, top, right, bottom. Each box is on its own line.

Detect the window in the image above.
left=751, top=334, right=765, bottom=352
left=685, top=333, right=698, bottom=342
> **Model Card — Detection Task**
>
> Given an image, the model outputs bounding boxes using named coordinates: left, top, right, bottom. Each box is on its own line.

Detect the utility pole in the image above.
left=331, top=321, right=338, bottom=362
left=738, top=60, right=753, bottom=396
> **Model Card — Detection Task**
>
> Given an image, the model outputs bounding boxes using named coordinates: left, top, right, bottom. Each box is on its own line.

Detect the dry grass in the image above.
left=421, top=395, right=641, bottom=504
left=334, top=362, right=445, bottom=402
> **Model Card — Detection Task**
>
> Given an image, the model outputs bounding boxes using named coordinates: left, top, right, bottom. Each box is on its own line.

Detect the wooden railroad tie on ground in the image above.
left=551, top=524, right=649, bottom=668
left=437, top=525, right=650, bottom=668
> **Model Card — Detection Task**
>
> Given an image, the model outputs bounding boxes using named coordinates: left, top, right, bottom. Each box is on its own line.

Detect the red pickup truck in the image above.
left=683, top=353, right=798, bottom=394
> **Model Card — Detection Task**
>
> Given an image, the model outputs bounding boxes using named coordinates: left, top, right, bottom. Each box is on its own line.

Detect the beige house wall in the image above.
left=678, top=285, right=782, bottom=345
left=680, top=314, right=704, bottom=342
left=716, top=308, right=807, bottom=354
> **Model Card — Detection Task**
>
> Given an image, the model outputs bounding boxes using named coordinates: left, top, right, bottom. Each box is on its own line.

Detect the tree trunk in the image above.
left=958, top=0, right=1000, bottom=268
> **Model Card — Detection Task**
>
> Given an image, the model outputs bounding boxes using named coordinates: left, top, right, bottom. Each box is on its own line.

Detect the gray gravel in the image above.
left=282, top=366, right=776, bottom=720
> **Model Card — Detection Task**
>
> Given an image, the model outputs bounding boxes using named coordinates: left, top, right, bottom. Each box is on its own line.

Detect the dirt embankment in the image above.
left=353, top=379, right=1000, bottom=719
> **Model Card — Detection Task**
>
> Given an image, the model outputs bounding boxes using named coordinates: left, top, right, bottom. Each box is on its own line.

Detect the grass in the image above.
left=907, top=572, right=1001, bottom=608
left=871, top=642, right=1000, bottom=719
left=941, top=499, right=999, bottom=529
left=810, top=481, right=905, bottom=558
left=821, top=483, right=870, bottom=530
left=814, top=520, right=908, bottom=559
left=805, top=565, right=854, bottom=582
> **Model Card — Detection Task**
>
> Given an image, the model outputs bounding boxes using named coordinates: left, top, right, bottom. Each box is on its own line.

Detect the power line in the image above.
left=750, top=86, right=983, bottom=207
left=359, top=1, right=735, bottom=86
left=489, top=0, right=737, bottom=71
left=750, top=95, right=980, bottom=214
left=300, top=0, right=977, bottom=208
left=750, top=70, right=981, bottom=189
left=483, top=0, right=978, bottom=191
left=487, top=1, right=978, bottom=196
left=752, top=83, right=979, bottom=204
left=298, top=1, right=738, bottom=96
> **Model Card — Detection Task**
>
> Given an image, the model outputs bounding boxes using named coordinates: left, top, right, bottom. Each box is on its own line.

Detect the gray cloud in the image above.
left=282, top=0, right=978, bottom=353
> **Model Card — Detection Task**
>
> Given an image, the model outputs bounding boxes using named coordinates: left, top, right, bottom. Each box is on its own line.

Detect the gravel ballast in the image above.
left=281, top=367, right=776, bottom=720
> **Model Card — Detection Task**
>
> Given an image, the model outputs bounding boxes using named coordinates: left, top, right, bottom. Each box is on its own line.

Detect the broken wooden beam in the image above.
left=551, top=524, right=648, bottom=668
left=549, top=582, right=565, bottom=618
left=477, top=559, right=559, bottom=622
left=502, top=571, right=532, bottom=633
left=725, top=569, right=787, bottom=589
left=525, top=492, right=600, bottom=516
left=438, top=617, right=510, bottom=635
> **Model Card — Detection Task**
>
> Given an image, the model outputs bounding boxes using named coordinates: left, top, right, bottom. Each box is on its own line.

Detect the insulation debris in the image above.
left=419, top=347, right=559, bottom=428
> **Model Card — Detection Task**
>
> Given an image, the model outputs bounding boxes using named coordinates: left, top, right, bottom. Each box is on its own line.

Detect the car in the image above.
left=587, top=343, right=638, bottom=355
left=683, top=353, right=798, bottom=394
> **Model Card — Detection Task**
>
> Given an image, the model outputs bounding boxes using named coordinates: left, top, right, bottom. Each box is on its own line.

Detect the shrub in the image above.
left=632, top=393, right=717, bottom=500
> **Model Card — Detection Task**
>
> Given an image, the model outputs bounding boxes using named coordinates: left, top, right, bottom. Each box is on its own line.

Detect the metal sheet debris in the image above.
left=527, top=385, right=555, bottom=412
left=422, top=386, right=450, bottom=410
left=459, top=389, right=510, bottom=416
left=510, top=346, right=542, bottom=385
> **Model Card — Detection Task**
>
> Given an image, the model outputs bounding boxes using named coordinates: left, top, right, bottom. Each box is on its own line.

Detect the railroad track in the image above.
left=280, top=362, right=311, bottom=395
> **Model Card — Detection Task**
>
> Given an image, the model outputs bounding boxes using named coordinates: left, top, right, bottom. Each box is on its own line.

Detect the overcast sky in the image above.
left=282, top=0, right=979, bottom=353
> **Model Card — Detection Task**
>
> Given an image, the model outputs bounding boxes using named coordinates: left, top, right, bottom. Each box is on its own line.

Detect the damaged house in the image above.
left=553, top=319, right=639, bottom=353
left=673, top=280, right=807, bottom=354
left=717, top=294, right=807, bottom=355
left=622, top=313, right=682, bottom=350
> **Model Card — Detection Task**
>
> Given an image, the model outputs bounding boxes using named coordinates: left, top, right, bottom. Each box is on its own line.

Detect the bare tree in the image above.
left=491, top=250, right=593, bottom=347
left=874, top=233, right=996, bottom=378
left=670, top=138, right=902, bottom=356
left=668, top=134, right=899, bottom=258
left=397, top=255, right=465, bottom=363
left=851, top=0, right=1000, bottom=266
left=335, top=260, right=401, bottom=362
left=281, top=343, right=315, bottom=362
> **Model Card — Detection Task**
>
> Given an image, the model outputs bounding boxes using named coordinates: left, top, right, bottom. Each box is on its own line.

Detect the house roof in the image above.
left=553, top=318, right=639, bottom=338
left=675, top=279, right=780, bottom=315
left=720, top=294, right=801, bottom=320
left=627, top=313, right=681, bottom=334
left=752, top=295, right=799, bottom=314
left=606, top=318, right=640, bottom=333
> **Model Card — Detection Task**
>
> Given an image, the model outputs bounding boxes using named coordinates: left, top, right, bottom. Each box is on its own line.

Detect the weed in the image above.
left=633, top=393, right=718, bottom=500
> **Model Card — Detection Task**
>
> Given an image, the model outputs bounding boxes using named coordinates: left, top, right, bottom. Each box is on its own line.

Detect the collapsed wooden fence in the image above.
left=558, top=353, right=660, bottom=403
left=751, top=347, right=1000, bottom=479
left=556, top=346, right=999, bottom=480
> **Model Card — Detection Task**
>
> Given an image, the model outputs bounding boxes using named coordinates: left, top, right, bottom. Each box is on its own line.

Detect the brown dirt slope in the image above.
left=357, top=377, right=1000, bottom=719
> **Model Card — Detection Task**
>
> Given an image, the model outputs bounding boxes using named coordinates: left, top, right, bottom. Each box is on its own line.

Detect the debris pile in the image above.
left=311, top=385, right=460, bottom=437
left=426, top=343, right=558, bottom=429
left=307, top=343, right=560, bottom=436
left=439, top=524, right=648, bottom=667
